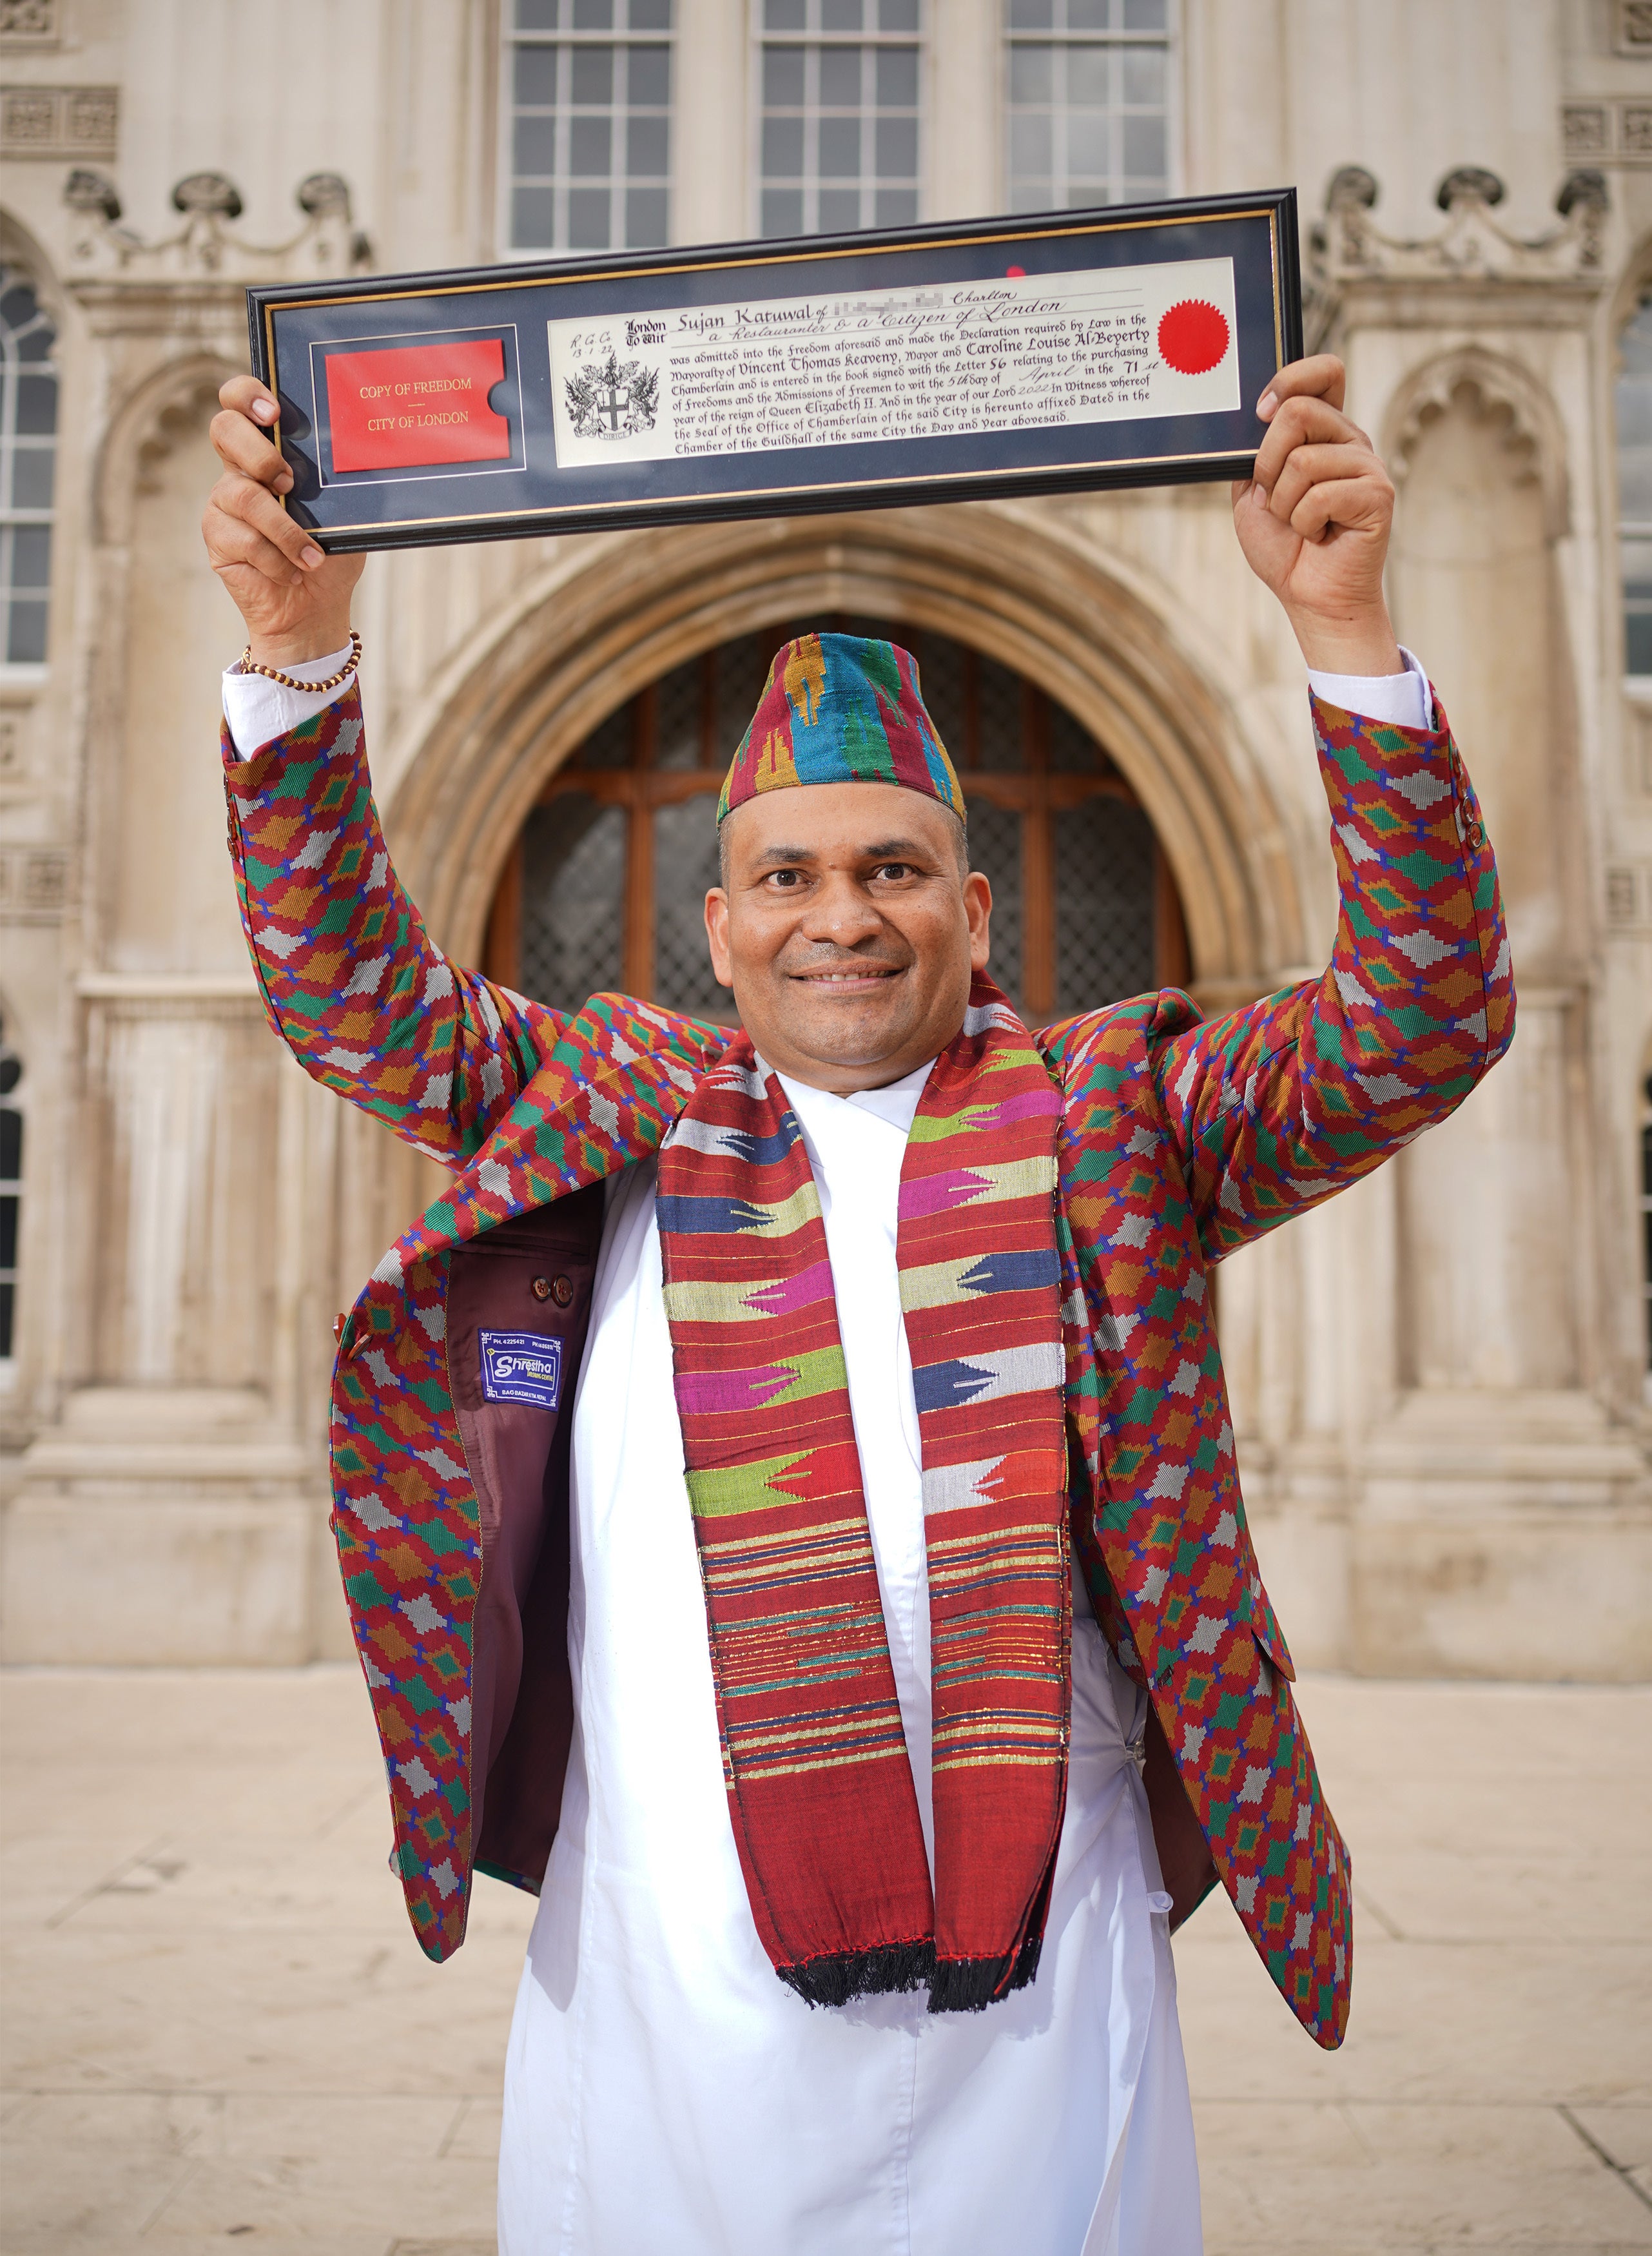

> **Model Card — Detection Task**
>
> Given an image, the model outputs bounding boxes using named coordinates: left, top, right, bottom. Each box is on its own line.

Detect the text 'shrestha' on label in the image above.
left=479, top=1329, right=564, bottom=1412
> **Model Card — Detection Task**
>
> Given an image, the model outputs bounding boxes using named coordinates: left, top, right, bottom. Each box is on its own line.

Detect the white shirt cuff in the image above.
left=1306, top=645, right=1432, bottom=732
left=220, top=642, right=1432, bottom=759
left=222, top=642, right=358, bottom=759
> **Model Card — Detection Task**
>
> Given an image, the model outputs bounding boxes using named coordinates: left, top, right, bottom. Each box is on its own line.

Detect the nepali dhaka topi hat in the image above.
left=717, top=632, right=966, bottom=826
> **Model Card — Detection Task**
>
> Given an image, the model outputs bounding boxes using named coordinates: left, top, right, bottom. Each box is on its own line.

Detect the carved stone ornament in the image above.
left=133, top=373, right=228, bottom=497
left=64, top=169, right=372, bottom=283
left=1312, top=162, right=1609, bottom=288
left=21, top=850, right=69, bottom=909
left=1435, top=166, right=1505, bottom=209
left=1385, top=349, right=1570, bottom=541
left=1563, top=106, right=1610, bottom=159
left=0, top=847, right=72, bottom=914
left=1604, top=866, right=1643, bottom=929
left=296, top=173, right=351, bottom=219
left=64, top=168, right=121, bottom=222
left=0, top=84, right=117, bottom=160
left=1617, top=0, right=1652, bottom=52
left=0, top=0, right=58, bottom=44
left=171, top=171, right=243, bottom=220
left=1565, top=99, right=1652, bottom=164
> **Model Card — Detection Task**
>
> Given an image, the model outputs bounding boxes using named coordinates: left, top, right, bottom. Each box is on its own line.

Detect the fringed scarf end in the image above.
left=926, top=1929, right=1044, bottom=2016
left=777, top=1938, right=937, bottom=2009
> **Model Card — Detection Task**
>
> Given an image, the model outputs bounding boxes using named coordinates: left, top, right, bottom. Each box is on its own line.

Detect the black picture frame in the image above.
left=247, top=189, right=1302, bottom=555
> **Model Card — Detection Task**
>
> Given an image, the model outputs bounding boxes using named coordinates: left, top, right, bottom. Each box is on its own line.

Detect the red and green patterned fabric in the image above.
left=717, top=633, right=966, bottom=822
left=222, top=679, right=1513, bottom=2048
left=657, top=989, right=1067, bottom=2012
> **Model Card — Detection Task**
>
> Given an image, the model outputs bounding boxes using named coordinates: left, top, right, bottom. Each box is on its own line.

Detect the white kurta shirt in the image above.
left=221, top=648, right=1432, bottom=2256
left=494, top=1069, right=1201, bottom=2256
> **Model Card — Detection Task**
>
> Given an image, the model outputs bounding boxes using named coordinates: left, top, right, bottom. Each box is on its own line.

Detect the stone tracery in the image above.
left=1385, top=349, right=1571, bottom=543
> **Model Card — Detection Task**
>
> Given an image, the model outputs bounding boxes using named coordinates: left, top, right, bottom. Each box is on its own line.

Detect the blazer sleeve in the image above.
left=222, top=686, right=561, bottom=1167
left=1149, top=685, right=1515, bottom=1262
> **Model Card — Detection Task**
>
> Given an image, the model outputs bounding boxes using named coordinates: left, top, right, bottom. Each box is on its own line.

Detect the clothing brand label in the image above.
left=479, top=1330, right=563, bottom=1411
left=325, top=338, right=511, bottom=472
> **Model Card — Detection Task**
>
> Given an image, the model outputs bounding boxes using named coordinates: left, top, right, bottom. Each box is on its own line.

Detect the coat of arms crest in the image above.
left=564, top=348, right=661, bottom=441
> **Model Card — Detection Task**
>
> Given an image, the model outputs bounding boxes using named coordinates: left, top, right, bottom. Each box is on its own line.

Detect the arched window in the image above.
left=483, top=619, right=1188, bottom=1026
left=0, top=1013, right=21, bottom=1359
left=1617, top=289, right=1652, bottom=677
left=0, top=268, right=58, bottom=665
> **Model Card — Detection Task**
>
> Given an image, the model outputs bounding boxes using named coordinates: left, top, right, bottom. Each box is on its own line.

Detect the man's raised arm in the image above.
left=204, top=376, right=559, bottom=1166
left=1143, top=672, right=1512, bottom=1259
left=1047, top=355, right=1514, bottom=1256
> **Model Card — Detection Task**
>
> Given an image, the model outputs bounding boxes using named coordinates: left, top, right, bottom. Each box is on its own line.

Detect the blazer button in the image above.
left=551, top=1274, right=574, bottom=1307
left=530, top=1276, right=552, bottom=1302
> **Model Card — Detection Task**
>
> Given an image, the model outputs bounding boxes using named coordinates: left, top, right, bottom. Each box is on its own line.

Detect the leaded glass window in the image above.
left=1005, top=0, right=1172, bottom=215
left=897, top=627, right=1177, bottom=1022
left=1618, top=293, right=1652, bottom=676
left=0, top=269, right=56, bottom=666
left=486, top=623, right=1186, bottom=1027
left=757, top=0, right=922, bottom=239
left=503, top=0, right=672, bottom=256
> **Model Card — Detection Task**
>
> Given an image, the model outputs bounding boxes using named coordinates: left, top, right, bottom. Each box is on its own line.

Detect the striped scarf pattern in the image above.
left=656, top=978, right=1071, bottom=2012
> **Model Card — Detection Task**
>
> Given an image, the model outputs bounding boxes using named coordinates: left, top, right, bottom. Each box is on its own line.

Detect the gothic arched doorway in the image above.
left=481, top=617, right=1189, bottom=1027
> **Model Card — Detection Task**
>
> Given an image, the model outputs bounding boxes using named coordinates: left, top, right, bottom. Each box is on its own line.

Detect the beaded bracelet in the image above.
left=238, top=629, right=362, bottom=693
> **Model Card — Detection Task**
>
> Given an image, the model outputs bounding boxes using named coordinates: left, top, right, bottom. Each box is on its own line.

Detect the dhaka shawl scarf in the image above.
left=655, top=977, right=1071, bottom=2014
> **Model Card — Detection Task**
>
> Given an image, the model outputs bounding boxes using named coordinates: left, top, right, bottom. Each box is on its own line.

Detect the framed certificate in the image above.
left=247, top=189, right=1302, bottom=554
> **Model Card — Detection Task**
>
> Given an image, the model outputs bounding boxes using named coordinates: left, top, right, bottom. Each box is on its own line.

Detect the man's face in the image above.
left=705, top=781, right=992, bottom=1094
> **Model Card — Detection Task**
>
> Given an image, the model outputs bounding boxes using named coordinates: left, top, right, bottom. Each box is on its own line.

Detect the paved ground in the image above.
left=1, top=1668, right=1647, bottom=2256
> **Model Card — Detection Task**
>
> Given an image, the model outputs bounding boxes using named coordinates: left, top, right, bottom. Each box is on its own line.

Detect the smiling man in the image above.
left=203, top=355, right=1512, bottom=2256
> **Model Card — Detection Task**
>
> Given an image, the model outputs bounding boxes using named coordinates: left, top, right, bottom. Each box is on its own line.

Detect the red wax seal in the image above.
left=1156, top=299, right=1230, bottom=376
left=1006, top=264, right=1026, bottom=277
left=326, top=338, right=511, bottom=472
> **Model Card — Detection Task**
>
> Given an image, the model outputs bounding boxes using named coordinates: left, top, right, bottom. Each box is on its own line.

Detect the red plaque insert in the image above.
left=325, top=338, right=510, bottom=472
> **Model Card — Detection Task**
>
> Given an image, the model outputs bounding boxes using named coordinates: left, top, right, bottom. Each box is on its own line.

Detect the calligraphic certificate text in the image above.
left=546, top=255, right=1241, bottom=470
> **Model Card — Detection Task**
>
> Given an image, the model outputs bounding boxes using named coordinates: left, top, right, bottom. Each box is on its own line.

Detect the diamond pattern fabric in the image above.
left=222, top=679, right=1515, bottom=2054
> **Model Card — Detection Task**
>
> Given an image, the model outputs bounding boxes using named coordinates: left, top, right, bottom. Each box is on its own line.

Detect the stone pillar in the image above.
left=5, top=989, right=325, bottom=1664
left=1, top=206, right=364, bottom=1664
left=1305, top=172, right=1652, bottom=1678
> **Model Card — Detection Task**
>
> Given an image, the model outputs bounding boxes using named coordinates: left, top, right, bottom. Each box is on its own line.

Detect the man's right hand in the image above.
left=202, top=375, right=364, bottom=668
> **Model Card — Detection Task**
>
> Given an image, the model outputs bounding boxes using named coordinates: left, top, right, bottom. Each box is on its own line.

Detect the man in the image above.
left=202, top=355, right=1512, bottom=2255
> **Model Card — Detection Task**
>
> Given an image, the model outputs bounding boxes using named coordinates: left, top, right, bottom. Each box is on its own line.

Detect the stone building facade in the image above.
left=1, top=0, right=1648, bottom=1675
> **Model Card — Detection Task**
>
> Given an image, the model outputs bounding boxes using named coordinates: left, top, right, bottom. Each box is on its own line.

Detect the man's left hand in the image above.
left=1231, top=354, right=1403, bottom=677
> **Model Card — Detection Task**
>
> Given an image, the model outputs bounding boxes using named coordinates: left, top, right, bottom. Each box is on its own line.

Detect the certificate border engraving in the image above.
left=249, top=191, right=1301, bottom=552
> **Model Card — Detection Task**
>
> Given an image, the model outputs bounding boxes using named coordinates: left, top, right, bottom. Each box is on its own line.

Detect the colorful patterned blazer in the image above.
left=222, top=683, right=1513, bottom=2048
